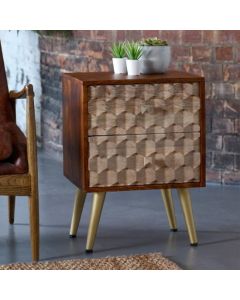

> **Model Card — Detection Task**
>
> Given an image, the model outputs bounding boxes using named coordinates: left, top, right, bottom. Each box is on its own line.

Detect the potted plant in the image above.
left=110, top=42, right=127, bottom=74
left=139, top=37, right=171, bottom=74
left=124, top=41, right=143, bottom=76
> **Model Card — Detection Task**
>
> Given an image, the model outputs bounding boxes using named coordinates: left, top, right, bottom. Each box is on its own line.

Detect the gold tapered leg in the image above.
left=86, top=192, right=106, bottom=252
left=69, top=189, right=87, bottom=237
left=177, top=188, right=198, bottom=246
left=8, top=195, right=16, bottom=224
left=161, top=189, right=178, bottom=231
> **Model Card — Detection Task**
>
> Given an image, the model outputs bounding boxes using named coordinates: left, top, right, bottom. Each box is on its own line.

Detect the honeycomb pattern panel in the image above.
left=88, top=83, right=201, bottom=136
left=88, top=132, right=200, bottom=187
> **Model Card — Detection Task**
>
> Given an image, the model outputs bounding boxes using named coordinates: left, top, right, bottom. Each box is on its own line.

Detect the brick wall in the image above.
left=39, top=30, right=240, bottom=184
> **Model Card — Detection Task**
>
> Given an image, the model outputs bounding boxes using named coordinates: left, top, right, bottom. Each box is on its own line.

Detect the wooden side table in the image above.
left=62, top=71, right=205, bottom=252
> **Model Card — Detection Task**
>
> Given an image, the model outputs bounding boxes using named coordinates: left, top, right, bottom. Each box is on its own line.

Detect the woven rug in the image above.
left=0, top=252, right=181, bottom=270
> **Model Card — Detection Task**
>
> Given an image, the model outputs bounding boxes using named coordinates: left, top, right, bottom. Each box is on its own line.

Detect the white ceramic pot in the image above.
left=126, top=59, right=141, bottom=76
left=112, top=57, right=127, bottom=74
left=140, top=46, right=171, bottom=74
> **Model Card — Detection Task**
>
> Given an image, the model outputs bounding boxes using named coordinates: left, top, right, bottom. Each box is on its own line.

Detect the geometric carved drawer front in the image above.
left=88, top=132, right=200, bottom=187
left=88, top=83, right=200, bottom=136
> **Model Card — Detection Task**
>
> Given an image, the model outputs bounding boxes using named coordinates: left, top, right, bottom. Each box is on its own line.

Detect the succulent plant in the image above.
left=110, top=42, right=126, bottom=58
left=140, top=37, right=168, bottom=46
left=124, top=41, right=143, bottom=60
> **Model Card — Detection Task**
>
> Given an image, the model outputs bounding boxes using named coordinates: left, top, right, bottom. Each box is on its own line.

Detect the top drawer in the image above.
left=88, top=83, right=201, bottom=136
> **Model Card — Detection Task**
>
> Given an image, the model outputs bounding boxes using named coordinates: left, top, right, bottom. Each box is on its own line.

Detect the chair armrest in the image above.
left=9, top=84, right=38, bottom=178
left=9, top=84, right=34, bottom=100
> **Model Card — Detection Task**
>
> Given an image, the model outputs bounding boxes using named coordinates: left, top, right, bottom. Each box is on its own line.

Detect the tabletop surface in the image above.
left=63, top=71, right=204, bottom=85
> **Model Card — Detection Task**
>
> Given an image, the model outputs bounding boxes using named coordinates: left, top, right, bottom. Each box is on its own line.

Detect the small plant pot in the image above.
left=112, top=58, right=127, bottom=74
left=140, top=45, right=171, bottom=74
left=126, top=60, right=141, bottom=76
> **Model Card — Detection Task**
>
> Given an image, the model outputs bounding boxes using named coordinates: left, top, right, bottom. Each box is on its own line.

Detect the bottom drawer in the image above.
left=88, top=132, right=200, bottom=187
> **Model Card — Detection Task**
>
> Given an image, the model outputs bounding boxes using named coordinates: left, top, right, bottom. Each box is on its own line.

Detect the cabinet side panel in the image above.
left=199, top=80, right=206, bottom=186
left=63, top=77, right=82, bottom=188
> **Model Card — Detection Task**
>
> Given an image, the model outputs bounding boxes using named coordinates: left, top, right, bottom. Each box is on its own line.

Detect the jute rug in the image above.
left=0, top=252, right=181, bottom=270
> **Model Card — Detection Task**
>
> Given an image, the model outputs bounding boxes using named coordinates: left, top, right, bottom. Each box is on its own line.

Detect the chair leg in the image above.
left=8, top=196, right=15, bottom=224
left=69, top=189, right=87, bottom=238
left=177, top=188, right=198, bottom=246
left=86, top=192, right=106, bottom=253
left=28, top=190, right=39, bottom=261
left=161, top=189, right=178, bottom=231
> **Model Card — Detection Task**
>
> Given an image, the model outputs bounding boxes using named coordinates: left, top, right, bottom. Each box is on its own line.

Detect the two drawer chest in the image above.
left=62, top=71, right=205, bottom=252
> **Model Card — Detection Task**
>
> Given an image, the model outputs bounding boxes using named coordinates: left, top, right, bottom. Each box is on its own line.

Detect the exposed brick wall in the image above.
left=39, top=30, right=240, bottom=184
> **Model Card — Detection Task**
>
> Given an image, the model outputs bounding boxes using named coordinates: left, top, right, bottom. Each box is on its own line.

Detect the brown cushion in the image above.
left=0, top=126, right=12, bottom=160
left=0, top=122, right=28, bottom=175
left=0, top=42, right=15, bottom=123
left=0, top=43, right=28, bottom=175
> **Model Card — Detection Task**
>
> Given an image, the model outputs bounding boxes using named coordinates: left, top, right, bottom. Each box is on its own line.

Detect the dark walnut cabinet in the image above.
left=62, top=71, right=205, bottom=252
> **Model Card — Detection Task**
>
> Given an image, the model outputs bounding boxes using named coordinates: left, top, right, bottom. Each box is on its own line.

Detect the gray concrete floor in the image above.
left=0, top=151, right=240, bottom=269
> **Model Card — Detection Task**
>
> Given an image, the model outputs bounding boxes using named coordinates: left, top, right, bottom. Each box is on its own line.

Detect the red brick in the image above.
left=205, top=99, right=213, bottom=115
left=75, top=41, right=105, bottom=59
left=50, top=37, right=75, bottom=54
left=202, top=30, right=216, bottom=44
left=205, top=82, right=212, bottom=100
left=235, top=155, right=240, bottom=170
left=206, top=151, right=212, bottom=168
left=182, top=63, right=203, bottom=76
left=234, top=119, right=240, bottom=133
left=72, top=30, right=91, bottom=39
left=224, top=135, right=240, bottom=153
left=161, top=31, right=181, bottom=44
left=206, top=169, right=222, bottom=183
left=72, top=57, right=89, bottom=72
left=232, top=31, right=240, bottom=42
left=217, top=30, right=240, bottom=43
left=223, top=171, right=240, bottom=184
left=102, top=47, right=112, bottom=61
left=205, top=99, right=224, bottom=118
left=192, top=46, right=212, bottom=62
left=234, top=80, right=240, bottom=100
left=90, top=30, right=113, bottom=41
left=236, top=48, right=240, bottom=62
left=116, top=30, right=126, bottom=41
left=210, top=99, right=224, bottom=117
left=206, top=134, right=223, bottom=151
left=142, top=30, right=160, bottom=39
left=182, top=30, right=202, bottom=44
left=88, top=58, right=99, bottom=71
left=212, top=118, right=234, bottom=134
left=217, top=31, right=233, bottom=43
left=45, top=53, right=59, bottom=66
left=216, top=47, right=233, bottom=61
left=39, top=37, right=53, bottom=52
left=75, top=41, right=90, bottom=55
left=223, top=64, right=240, bottom=81
left=169, top=62, right=179, bottom=70
left=205, top=115, right=212, bottom=133
left=224, top=100, right=240, bottom=118
left=171, top=46, right=191, bottom=62
left=125, top=30, right=142, bottom=41
left=212, top=83, right=234, bottom=99
left=213, top=153, right=234, bottom=170
left=100, top=62, right=111, bottom=72
left=201, top=64, right=223, bottom=81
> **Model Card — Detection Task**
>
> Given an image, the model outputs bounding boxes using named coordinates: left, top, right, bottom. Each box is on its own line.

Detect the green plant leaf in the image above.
left=110, top=42, right=126, bottom=58
left=124, top=41, right=143, bottom=60
left=140, top=37, right=168, bottom=46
